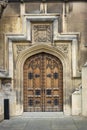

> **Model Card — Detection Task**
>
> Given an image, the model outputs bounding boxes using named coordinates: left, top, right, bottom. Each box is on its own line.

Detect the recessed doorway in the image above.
left=23, top=53, right=63, bottom=112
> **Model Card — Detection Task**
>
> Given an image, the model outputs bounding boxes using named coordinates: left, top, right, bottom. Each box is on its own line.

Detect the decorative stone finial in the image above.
left=0, top=0, right=8, bottom=17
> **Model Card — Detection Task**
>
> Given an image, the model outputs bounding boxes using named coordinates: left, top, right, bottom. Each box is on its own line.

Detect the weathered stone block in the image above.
left=72, top=89, right=81, bottom=115
left=82, top=64, right=87, bottom=116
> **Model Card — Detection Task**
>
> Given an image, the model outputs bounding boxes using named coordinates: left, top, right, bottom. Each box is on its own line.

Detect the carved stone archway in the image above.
left=23, top=52, right=63, bottom=112
left=15, top=44, right=72, bottom=115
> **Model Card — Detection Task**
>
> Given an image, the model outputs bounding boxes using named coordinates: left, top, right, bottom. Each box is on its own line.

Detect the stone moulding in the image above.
left=56, top=44, right=69, bottom=53
left=16, top=44, right=69, bottom=115
left=16, top=45, right=29, bottom=54
left=4, top=14, right=80, bottom=115
left=5, top=15, right=80, bottom=77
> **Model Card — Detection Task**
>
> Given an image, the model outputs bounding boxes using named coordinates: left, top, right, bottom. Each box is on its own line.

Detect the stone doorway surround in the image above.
left=23, top=52, right=63, bottom=112
left=4, top=14, right=80, bottom=116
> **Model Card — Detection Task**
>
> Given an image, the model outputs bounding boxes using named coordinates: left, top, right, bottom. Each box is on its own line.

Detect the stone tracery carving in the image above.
left=17, top=45, right=29, bottom=54
left=2, top=79, right=12, bottom=96
left=2, top=83, right=11, bottom=91
left=32, top=24, right=52, bottom=43
left=56, top=44, right=69, bottom=53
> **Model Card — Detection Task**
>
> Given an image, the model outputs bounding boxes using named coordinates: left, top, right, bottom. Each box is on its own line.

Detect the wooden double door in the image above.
left=23, top=53, right=63, bottom=112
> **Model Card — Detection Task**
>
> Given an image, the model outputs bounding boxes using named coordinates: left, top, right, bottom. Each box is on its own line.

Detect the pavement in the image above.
left=0, top=112, right=87, bottom=130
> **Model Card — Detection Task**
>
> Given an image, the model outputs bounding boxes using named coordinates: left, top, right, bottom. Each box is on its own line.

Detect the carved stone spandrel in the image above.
left=56, top=44, right=69, bottom=53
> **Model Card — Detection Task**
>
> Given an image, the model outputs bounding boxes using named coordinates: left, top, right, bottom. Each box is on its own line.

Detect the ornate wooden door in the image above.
left=23, top=53, right=63, bottom=112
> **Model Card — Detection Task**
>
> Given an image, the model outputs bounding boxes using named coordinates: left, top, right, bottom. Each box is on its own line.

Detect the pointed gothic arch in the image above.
left=15, top=44, right=71, bottom=115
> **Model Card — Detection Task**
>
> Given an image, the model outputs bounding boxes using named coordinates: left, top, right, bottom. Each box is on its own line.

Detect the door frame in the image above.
left=15, top=44, right=72, bottom=115
left=23, top=53, right=63, bottom=112
left=4, top=99, right=10, bottom=119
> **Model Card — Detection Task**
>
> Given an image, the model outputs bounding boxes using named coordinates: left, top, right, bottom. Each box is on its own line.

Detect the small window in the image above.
left=46, top=90, right=51, bottom=95
left=28, top=99, right=33, bottom=106
left=54, top=98, right=59, bottom=105
left=28, top=72, right=33, bottom=79
left=35, top=90, right=41, bottom=95
left=53, top=73, right=58, bottom=79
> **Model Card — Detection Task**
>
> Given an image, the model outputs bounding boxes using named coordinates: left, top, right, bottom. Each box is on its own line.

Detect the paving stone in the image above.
left=0, top=113, right=87, bottom=130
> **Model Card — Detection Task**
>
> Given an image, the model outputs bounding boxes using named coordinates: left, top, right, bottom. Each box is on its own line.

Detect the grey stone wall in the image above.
left=67, top=2, right=87, bottom=69
left=0, top=2, right=22, bottom=69
left=0, top=1, right=87, bottom=118
left=0, top=2, right=87, bottom=69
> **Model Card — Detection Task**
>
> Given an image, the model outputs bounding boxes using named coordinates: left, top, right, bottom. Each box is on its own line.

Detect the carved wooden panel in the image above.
left=23, top=53, right=63, bottom=112
left=32, top=23, right=52, bottom=43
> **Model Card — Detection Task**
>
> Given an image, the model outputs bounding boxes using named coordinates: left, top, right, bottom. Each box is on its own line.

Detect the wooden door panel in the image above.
left=23, top=53, right=63, bottom=112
